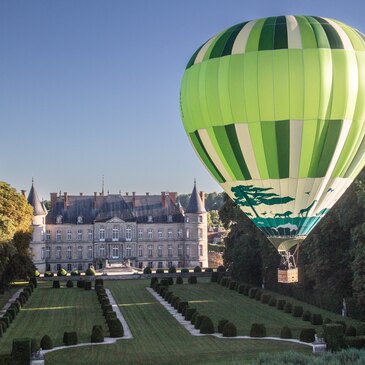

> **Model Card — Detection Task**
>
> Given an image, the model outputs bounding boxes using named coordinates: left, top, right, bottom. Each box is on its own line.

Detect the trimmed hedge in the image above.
left=168, top=266, right=176, bottom=274
left=176, top=276, right=183, bottom=284
left=40, top=335, right=53, bottom=350
left=108, top=319, right=124, bottom=337
left=63, top=331, right=78, bottom=346
left=77, top=280, right=85, bottom=288
left=229, top=281, right=237, bottom=290
left=292, top=306, right=304, bottom=317
left=248, top=288, right=258, bottom=299
left=194, top=315, right=205, bottom=330
left=311, top=313, right=323, bottom=325
left=346, top=326, right=357, bottom=337
left=324, top=323, right=345, bottom=351
left=268, top=297, right=277, bottom=307
left=218, top=319, right=229, bottom=333
left=200, top=316, right=214, bottom=334
left=185, top=308, right=196, bottom=321
left=143, top=267, right=152, bottom=274
left=91, top=325, right=104, bottom=343
left=66, top=280, right=74, bottom=288
left=52, top=280, right=60, bottom=289
left=283, top=302, right=292, bottom=313
left=250, top=323, right=266, bottom=337
left=237, top=284, right=245, bottom=294
left=194, top=266, right=202, bottom=273
left=191, top=311, right=199, bottom=325
left=299, top=328, right=316, bottom=343
left=302, top=311, right=311, bottom=321
left=220, top=277, right=228, bottom=286
left=31, top=338, right=40, bottom=354
left=261, top=294, right=271, bottom=304
left=344, top=336, right=365, bottom=349
left=178, top=301, right=188, bottom=314
left=84, top=281, right=92, bottom=290
left=222, top=322, right=237, bottom=337
left=12, top=338, right=31, bottom=363
left=277, top=299, right=286, bottom=310
left=280, top=326, right=292, bottom=339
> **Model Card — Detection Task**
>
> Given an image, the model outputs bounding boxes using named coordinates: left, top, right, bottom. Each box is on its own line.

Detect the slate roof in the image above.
left=185, top=182, right=206, bottom=214
left=27, top=181, right=47, bottom=216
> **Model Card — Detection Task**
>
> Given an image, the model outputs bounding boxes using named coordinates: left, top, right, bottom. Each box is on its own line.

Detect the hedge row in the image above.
left=144, top=266, right=210, bottom=275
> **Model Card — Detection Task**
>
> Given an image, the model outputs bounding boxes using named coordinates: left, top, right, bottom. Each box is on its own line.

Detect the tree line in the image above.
left=219, top=171, right=365, bottom=320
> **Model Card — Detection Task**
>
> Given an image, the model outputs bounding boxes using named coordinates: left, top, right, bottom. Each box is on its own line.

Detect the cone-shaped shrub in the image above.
left=108, top=319, right=124, bottom=337
left=29, top=277, right=37, bottom=288
left=167, top=277, right=174, bottom=285
left=299, top=328, right=316, bottom=343
left=220, top=277, right=228, bottom=286
left=280, top=326, right=292, bottom=339
left=77, top=280, right=84, bottom=288
left=150, top=277, right=158, bottom=288
left=168, top=266, right=176, bottom=274
left=302, top=311, right=311, bottom=321
left=91, top=325, right=104, bottom=343
left=250, top=323, right=266, bottom=337
left=143, top=266, right=152, bottom=274
left=283, top=302, right=292, bottom=313
left=200, top=316, right=214, bottom=334
left=191, top=311, right=199, bottom=325
left=185, top=308, right=196, bottom=321
left=66, top=280, right=74, bottom=288
left=218, top=319, right=229, bottom=333
left=238, top=284, right=245, bottom=294
left=176, top=276, right=183, bottom=284
left=222, top=322, right=237, bottom=337
left=195, top=315, right=205, bottom=330
left=173, top=298, right=181, bottom=310
left=229, top=281, right=237, bottom=290
left=178, top=301, right=188, bottom=314
left=63, top=331, right=78, bottom=346
left=211, top=272, right=219, bottom=282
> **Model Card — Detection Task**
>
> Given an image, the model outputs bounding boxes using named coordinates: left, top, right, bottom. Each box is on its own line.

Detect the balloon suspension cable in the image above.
left=278, top=250, right=297, bottom=270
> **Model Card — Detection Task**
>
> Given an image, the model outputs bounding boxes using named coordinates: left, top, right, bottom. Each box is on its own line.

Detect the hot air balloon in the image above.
left=180, top=15, right=365, bottom=283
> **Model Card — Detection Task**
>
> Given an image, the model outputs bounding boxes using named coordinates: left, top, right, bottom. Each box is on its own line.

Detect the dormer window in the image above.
left=56, top=215, right=63, bottom=224
left=148, top=215, right=153, bottom=223
left=77, top=216, right=83, bottom=224
left=167, top=215, right=173, bottom=223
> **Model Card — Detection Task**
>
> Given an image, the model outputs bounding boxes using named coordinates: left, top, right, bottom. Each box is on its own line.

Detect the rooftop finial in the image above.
left=194, top=178, right=196, bottom=186
left=32, top=177, right=34, bottom=185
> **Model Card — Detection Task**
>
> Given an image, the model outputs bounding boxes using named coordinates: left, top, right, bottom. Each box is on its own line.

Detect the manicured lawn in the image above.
left=45, top=279, right=310, bottom=365
left=0, top=281, right=108, bottom=355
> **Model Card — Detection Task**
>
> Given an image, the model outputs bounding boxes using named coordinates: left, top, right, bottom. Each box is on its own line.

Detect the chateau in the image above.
left=26, top=181, right=208, bottom=273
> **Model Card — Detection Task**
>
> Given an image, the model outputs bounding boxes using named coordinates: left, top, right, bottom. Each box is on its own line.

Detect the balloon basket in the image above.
left=278, top=268, right=298, bottom=284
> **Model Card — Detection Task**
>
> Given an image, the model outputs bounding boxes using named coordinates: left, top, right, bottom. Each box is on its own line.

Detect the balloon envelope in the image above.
left=180, top=15, right=365, bottom=251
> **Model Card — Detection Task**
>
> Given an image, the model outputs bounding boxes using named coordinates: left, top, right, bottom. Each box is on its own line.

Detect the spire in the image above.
left=27, top=180, right=47, bottom=216
left=185, top=180, right=206, bottom=214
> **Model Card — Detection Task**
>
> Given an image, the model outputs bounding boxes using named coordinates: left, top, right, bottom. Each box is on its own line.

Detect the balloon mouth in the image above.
left=267, top=236, right=306, bottom=252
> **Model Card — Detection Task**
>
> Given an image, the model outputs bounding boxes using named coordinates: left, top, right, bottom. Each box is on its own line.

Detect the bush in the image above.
left=195, top=315, right=205, bottom=330
left=178, top=301, right=188, bottom=314
left=334, top=321, right=347, bottom=333
left=292, top=306, right=304, bottom=317
left=66, top=280, right=74, bottom=288
left=173, top=298, right=181, bottom=310
left=168, top=266, right=176, bottom=274
left=40, top=335, right=53, bottom=350
left=248, top=288, right=258, bottom=299
left=204, top=268, right=213, bottom=273
left=311, top=313, right=323, bottom=325
left=302, top=311, right=311, bottom=321
left=171, top=296, right=179, bottom=307
left=52, top=280, right=60, bottom=289
left=176, top=276, right=183, bottom=284
left=218, top=319, right=229, bottom=333
left=299, top=328, right=316, bottom=343
left=34, top=270, right=40, bottom=277
left=150, top=277, right=158, bottom=288
left=156, top=268, right=165, bottom=274
left=250, top=323, right=266, bottom=337
left=108, top=319, right=124, bottom=337
left=188, top=276, right=197, bottom=284
left=91, top=325, right=104, bottom=343
left=160, top=278, right=169, bottom=287
left=229, top=281, right=237, bottom=290
left=1, top=317, right=10, bottom=328
left=85, top=267, right=96, bottom=276
left=268, top=297, right=277, bottom=307
left=324, top=323, right=345, bottom=351
left=280, top=326, right=292, bottom=339
left=143, top=266, right=152, bottom=274
left=95, top=278, right=104, bottom=287
left=261, top=294, right=271, bottom=304
left=346, top=326, right=357, bottom=337
left=84, top=281, right=92, bottom=290
left=217, top=265, right=226, bottom=273
left=283, top=302, right=292, bottom=313
left=63, top=331, right=78, bottom=346
left=7, top=308, right=16, bottom=321
left=222, top=322, right=237, bottom=337
left=181, top=268, right=189, bottom=273
left=44, top=271, right=54, bottom=277
left=71, top=269, right=80, bottom=276
left=10, top=302, right=20, bottom=314
left=211, top=272, right=219, bottom=282
left=182, top=305, right=189, bottom=317
left=0, top=325, right=3, bottom=338
left=237, top=284, right=245, bottom=294
left=31, top=338, right=40, bottom=354
left=77, top=279, right=84, bottom=288
left=277, top=299, right=286, bottom=310
left=167, top=277, right=174, bottom=285
left=0, top=320, right=6, bottom=333
left=200, top=316, right=214, bottom=334
left=323, top=318, right=333, bottom=325
left=105, top=311, right=117, bottom=322
left=29, top=277, right=37, bottom=288
left=12, top=338, right=31, bottom=363
left=57, top=268, right=68, bottom=276
left=194, top=266, right=202, bottom=273
left=220, top=277, right=228, bottom=287
left=164, top=291, right=172, bottom=302
left=344, top=336, right=365, bottom=349
left=185, top=308, right=196, bottom=321
left=191, top=311, right=199, bottom=325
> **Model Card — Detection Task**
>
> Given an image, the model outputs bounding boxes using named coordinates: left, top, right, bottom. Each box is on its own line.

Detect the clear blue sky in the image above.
left=1, top=0, right=365, bottom=200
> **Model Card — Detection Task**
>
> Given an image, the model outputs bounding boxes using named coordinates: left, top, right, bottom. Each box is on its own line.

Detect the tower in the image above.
left=184, top=181, right=208, bottom=267
left=27, top=179, right=47, bottom=272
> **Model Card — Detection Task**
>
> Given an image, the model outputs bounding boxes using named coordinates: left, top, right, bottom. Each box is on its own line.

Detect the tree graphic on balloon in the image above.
left=231, top=185, right=295, bottom=218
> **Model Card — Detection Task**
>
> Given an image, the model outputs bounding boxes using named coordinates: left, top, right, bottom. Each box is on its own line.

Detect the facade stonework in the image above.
left=28, top=182, right=208, bottom=272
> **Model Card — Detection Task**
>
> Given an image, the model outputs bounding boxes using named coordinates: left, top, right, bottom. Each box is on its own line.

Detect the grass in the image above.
left=0, top=281, right=107, bottom=355
left=45, top=279, right=310, bottom=365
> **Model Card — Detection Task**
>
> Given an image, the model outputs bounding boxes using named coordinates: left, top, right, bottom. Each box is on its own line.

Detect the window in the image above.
left=199, top=215, right=203, bottom=223
left=148, top=261, right=153, bottom=268
left=41, top=231, right=45, bottom=242
left=67, top=246, right=72, bottom=259
left=56, top=215, right=63, bottom=224
left=41, top=247, right=45, bottom=260
left=138, top=229, right=143, bottom=239
left=77, top=246, right=83, bottom=259
left=88, top=229, right=93, bottom=241
left=177, top=229, right=183, bottom=239
left=167, top=215, right=173, bottom=223
left=199, top=244, right=203, bottom=256
left=126, top=226, right=131, bottom=241
left=158, top=229, right=163, bottom=240
left=67, top=230, right=72, bottom=241
left=78, top=263, right=83, bottom=271
left=126, top=245, right=131, bottom=257
left=178, top=261, right=183, bottom=268
left=77, top=216, right=83, bottom=224
left=186, top=228, right=190, bottom=239
left=186, top=216, right=189, bottom=223
left=186, top=244, right=190, bottom=258
left=67, top=263, right=72, bottom=271
left=168, top=245, right=172, bottom=257
left=46, top=230, right=51, bottom=241
left=88, top=246, right=92, bottom=259
left=178, top=244, right=183, bottom=257
left=167, top=229, right=173, bottom=239
left=112, top=246, right=119, bottom=258
left=112, top=228, right=119, bottom=241
left=158, top=245, right=163, bottom=257
left=138, top=245, right=143, bottom=257
left=199, top=228, right=203, bottom=240
left=99, top=227, right=105, bottom=241
left=56, top=246, right=61, bottom=259
left=77, top=229, right=83, bottom=241
left=99, top=245, right=105, bottom=257
left=138, top=262, right=143, bottom=269
left=56, top=264, right=62, bottom=271
left=148, top=245, right=153, bottom=257
left=56, top=230, right=62, bottom=242
left=46, top=247, right=50, bottom=258
left=147, top=229, right=153, bottom=240
left=158, top=261, right=163, bottom=268
left=168, top=261, right=172, bottom=268
left=148, top=215, right=153, bottom=223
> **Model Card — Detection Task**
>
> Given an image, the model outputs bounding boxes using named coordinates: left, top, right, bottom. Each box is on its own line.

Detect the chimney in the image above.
left=64, top=192, right=68, bottom=209
left=93, top=192, right=97, bottom=209
left=199, top=191, right=205, bottom=207
left=21, top=190, right=26, bottom=198
left=169, top=192, right=177, bottom=204
left=132, top=192, right=136, bottom=208
left=80, top=192, right=83, bottom=196
left=50, top=192, right=58, bottom=207
left=146, top=192, right=149, bottom=196
left=161, top=192, right=167, bottom=208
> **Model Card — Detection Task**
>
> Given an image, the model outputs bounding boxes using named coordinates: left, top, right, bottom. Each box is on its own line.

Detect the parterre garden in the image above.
left=1, top=274, right=365, bottom=364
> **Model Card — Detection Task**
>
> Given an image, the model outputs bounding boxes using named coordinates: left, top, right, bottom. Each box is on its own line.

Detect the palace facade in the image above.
left=27, top=182, right=208, bottom=272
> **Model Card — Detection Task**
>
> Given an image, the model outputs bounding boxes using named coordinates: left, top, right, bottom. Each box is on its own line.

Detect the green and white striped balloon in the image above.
left=180, top=15, right=365, bottom=251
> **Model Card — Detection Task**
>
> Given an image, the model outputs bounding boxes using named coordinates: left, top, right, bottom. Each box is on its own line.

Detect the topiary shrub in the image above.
left=0, top=320, right=6, bottom=333
left=255, top=290, right=263, bottom=301
left=143, top=266, right=152, bottom=274
left=84, top=281, right=91, bottom=290
left=333, top=321, right=346, bottom=333
left=150, top=277, right=158, bottom=288
left=10, top=302, right=19, bottom=314
left=176, top=276, right=183, bottom=284
left=156, top=268, right=164, bottom=274
left=34, top=270, right=40, bottom=277
left=324, top=323, right=345, bottom=351
left=222, top=322, right=237, bottom=337
left=323, top=318, right=333, bottom=325
left=85, top=267, right=96, bottom=276
left=191, top=311, right=199, bottom=325
left=345, top=336, right=365, bottom=349
left=277, top=299, right=286, bottom=310
left=185, top=308, right=196, bottom=321
left=211, top=272, right=219, bottom=282
left=40, top=335, right=53, bottom=350
left=299, top=328, right=316, bottom=343
left=181, top=268, right=189, bottom=274
left=248, top=288, right=258, bottom=299
left=188, top=276, right=197, bottom=284
left=200, top=316, right=214, bottom=334
left=283, top=302, right=292, bottom=313
left=171, top=296, right=179, bottom=307
left=217, top=265, right=226, bottom=274
left=194, top=266, right=202, bottom=273
left=292, top=306, right=304, bottom=317
left=237, top=284, right=245, bottom=294
left=173, top=298, right=181, bottom=310
left=12, top=338, right=31, bottom=363
left=66, top=280, right=74, bottom=288
left=220, top=277, right=228, bottom=287
left=160, top=278, right=169, bottom=287
left=77, top=279, right=84, bottom=288
left=71, top=269, right=80, bottom=276
left=280, top=326, right=292, bottom=339
left=95, top=278, right=104, bottom=287
left=57, top=268, right=67, bottom=276
left=1, top=317, right=10, bottom=329
left=167, top=277, right=174, bottom=285
left=229, top=281, right=237, bottom=290
left=52, top=280, right=60, bottom=289
left=311, top=313, right=323, bottom=325
left=268, top=297, right=277, bottom=307
left=0, top=325, right=3, bottom=338
left=261, top=294, right=271, bottom=304
left=91, top=325, right=104, bottom=343
left=182, top=305, right=189, bottom=317
left=346, top=326, right=357, bottom=337
left=164, top=291, right=172, bottom=302
left=218, top=319, right=229, bottom=333
left=108, top=319, right=124, bottom=337
left=250, top=323, right=266, bottom=337
left=44, top=271, right=54, bottom=277
left=204, top=268, right=213, bottom=273
left=105, top=311, right=117, bottom=322
left=63, top=331, right=78, bottom=346
left=7, top=308, right=16, bottom=321
left=168, top=266, right=176, bottom=274
left=29, top=277, right=37, bottom=288
left=178, top=301, right=188, bottom=314
left=195, top=315, right=205, bottom=330
left=302, top=311, right=311, bottom=321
